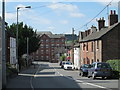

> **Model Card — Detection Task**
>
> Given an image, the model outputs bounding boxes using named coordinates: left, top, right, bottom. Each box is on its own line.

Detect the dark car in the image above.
left=87, top=62, right=112, bottom=79
left=79, top=64, right=91, bottom=77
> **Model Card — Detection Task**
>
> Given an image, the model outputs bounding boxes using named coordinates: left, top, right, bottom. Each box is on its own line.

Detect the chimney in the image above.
left=108, top=10, right=118, bottom=26
left=91, top=25, right=97, bottom=33
left=98, top=17, right=105, bottom=30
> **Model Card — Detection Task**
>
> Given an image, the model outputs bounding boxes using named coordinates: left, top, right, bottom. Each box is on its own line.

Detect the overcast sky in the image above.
left=0, top=0, right=119, bottom=35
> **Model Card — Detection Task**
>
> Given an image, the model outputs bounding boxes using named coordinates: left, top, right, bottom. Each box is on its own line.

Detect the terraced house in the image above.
left=79, top=10, right=120, bottom=65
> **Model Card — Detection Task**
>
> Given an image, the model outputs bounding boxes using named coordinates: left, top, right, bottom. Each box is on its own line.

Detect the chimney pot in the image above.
left=108, top=10, right=118, bottom=26
left=114, top=10, right=116, bottom=14
left=102, top=17, right=104, bottom=20
left=110, top=10, right=113, bottom=15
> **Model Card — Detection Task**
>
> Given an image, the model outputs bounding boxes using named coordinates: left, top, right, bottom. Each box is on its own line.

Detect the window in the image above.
left=97, top=41, right=99, bottom=49
left=36, top=50, right=39, bottom=54
left=91, top=42, right=94, bottom=52
left=46, top=39, right=49, bottom=42
left=97, top=59, right=99, bottom=62
left=41, top=56, right=43, bottom=60
left=51, top=39, right=54, bottom=43
left=83, top=43, right=85, bottom=51
left=86, top=43, right=88, bottom=51
left=57, top=44, right=59, bottom=46
left=41, top=50, right=43, bottom=54
left=62, top=39, right=64, bottom=42
left=91, top=59, right=94, bottom=63
left=36, top=56, right=38, bottom=60
left=51, top=44, right=54, bottom=46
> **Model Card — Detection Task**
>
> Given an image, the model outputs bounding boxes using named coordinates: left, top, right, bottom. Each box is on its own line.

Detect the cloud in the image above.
left=47, top=26, right=55, bottom=30
left=48, top=3, right=85, bottom=18
left=5, top=12, right=16, bottom=20
left=60, top=20, right=69, bottom=24
left=70, top=13, right=85, bottom=18
left=1, top=0, right=119, bottom=2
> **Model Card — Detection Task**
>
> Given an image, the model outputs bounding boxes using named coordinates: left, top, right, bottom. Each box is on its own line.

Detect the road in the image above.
left=6, top=61, right=119, bottom=90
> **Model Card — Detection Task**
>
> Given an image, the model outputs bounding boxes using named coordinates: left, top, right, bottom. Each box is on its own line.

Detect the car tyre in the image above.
left=102, top=77, right=105, bottom=79
left=79, top=72, right=84, bottom=77
left=92, top=73, right=96, bottom=79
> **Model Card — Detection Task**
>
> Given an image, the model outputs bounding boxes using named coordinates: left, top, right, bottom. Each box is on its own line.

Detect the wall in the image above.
left=118, top=1, right=120, bottom=22
left=74, top=47, right=80, bottom=69
left=32, top=34, right=65, bottom=62
left=0, top=17, right=2, bottom=90
left=102, top=23, right=120, bottom=62
left=80, top=40, right=102, bottom=65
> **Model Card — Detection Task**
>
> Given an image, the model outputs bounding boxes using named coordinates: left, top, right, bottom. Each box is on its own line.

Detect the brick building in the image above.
left=79, top=10, right=120, bottom=65
left=31, top=31, right=65, bottom=62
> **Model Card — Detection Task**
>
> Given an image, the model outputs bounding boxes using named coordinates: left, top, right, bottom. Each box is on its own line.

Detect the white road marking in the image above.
left=52, top=65, right=113, bottom=90
left=30, top=64, right=41, bottom=90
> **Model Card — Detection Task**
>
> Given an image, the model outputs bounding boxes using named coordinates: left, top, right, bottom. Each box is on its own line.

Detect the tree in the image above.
left=7, top=22, right=40, bottom=57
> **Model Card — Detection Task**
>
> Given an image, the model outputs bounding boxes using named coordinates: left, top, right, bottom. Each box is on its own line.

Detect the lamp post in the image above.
left=16, top=6, right=31, bottom=72
left=2, top=0, right=6, bottom=89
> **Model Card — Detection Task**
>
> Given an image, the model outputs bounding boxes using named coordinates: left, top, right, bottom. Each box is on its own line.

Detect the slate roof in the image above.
left=37, top=31, right=65, bottom=38
left=80, top=22, right=120, bottom=42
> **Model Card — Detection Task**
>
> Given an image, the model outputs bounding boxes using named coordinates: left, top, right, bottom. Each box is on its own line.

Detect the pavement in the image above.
left=6, top=64, right=39, bottom=89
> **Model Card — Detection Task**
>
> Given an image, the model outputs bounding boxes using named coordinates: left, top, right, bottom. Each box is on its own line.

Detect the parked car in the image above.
left=79, top=64, right=91, bottom=77
left=87, top=62, right=112, bottom=79
left=61, top=61, right=66, bottom=68
left=63, top=61, right=74, bottom=70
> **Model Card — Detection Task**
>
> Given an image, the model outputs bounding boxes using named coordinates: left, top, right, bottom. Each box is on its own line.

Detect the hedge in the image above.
left=106, top=59, right=120, bottom=72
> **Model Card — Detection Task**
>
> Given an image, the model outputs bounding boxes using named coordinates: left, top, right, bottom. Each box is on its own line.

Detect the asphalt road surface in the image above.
left=6, top=61, right=119, bottom=90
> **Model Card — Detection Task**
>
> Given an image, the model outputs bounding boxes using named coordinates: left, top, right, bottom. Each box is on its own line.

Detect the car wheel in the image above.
left=102, top=77, right=105, bottom=79
left=92, top=73, right=96, bottom=79
left=80, top=72, right=84, bottom=77
left=88, top=76, right=91, bottom=78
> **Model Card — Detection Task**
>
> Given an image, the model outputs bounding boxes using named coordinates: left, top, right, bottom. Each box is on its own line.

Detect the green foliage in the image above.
left=106, top=60, right=120, bottom=72
left=60, top=55, right=66, bottom=61
left=6, top=63, right=18, bottom=77
left=7, top=22, right=40, bottom=57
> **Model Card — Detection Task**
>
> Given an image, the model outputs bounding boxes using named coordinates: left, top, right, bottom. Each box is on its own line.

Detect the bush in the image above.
left=106, top=60, right=120, bottom=72
left=60, top=55, right=66, bottom=61
left=106, top=60, right=120, bottom=78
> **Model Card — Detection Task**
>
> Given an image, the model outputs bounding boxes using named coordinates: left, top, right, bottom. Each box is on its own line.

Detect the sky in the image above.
left=0, top=0, right=119, bottom=35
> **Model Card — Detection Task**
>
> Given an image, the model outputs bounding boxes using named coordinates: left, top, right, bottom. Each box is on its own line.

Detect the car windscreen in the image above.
left=83, top=64, right=91, bottom=68
left=97, top=63, right=111, bottom=68
left=65, top=62, right=72, bottom=65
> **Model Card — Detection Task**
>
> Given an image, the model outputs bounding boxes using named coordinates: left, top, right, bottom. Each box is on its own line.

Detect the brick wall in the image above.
left=102, top=23, right=120, bottom=62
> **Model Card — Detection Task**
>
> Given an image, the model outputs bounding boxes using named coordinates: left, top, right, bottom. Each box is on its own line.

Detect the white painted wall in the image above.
left=118, top=1, right=120, bottom=22
left=74, top=47, right=80, bottom=70
left=0, top=17, right=2, bottom=90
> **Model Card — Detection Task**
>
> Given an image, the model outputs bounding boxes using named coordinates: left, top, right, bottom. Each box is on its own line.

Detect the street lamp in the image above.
left=16, top=6, right=31, bottom=72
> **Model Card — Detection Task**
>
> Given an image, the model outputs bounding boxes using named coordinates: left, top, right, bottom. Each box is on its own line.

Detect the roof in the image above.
left=37, top=31, right=65, bottom=38
left=80, top=22, right=120, bottom=42
left=37, top=31, right=52, bottom=35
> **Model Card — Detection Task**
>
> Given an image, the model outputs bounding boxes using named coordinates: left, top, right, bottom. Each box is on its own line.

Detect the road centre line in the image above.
left=30, top=64, right=41, bottom=90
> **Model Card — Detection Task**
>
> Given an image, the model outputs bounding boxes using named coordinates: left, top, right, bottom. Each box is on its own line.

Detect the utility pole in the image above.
left=2, top=0, right=6, bottom=89
left=72, top=28, right=75, bottom=64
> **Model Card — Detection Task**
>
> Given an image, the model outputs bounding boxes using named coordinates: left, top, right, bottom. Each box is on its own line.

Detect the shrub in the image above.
left=106, top=60, right=120, bottom=78
left=60, top=55, right=66, bottom=61
left=106, top=59, right=120, bottom=72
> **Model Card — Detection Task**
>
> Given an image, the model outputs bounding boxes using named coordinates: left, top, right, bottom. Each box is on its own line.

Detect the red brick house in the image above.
left=31, top=31, right=65, bottom=62
left=79, top=10, right=120, bottom=65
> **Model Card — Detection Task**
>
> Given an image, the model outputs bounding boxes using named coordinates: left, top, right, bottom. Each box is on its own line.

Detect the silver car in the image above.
left=88, top=62, right=112, bottom=79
